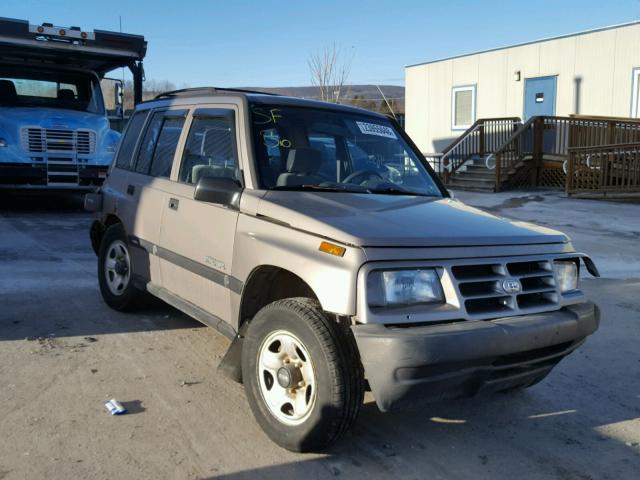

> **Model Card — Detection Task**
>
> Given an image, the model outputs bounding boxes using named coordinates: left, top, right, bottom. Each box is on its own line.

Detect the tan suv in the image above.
left=86, top=87, right=600, bottom=451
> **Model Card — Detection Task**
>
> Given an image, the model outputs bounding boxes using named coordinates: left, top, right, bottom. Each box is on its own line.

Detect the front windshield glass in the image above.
left=0, top=66, right=104, bottom=114
left=250, top=104, right=442, bottom=196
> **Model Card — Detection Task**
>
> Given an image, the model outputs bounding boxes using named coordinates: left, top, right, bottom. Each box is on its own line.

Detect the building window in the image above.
left=451, top=85, right=476, bottom=130
left=631, top=68, right=640, bottom=118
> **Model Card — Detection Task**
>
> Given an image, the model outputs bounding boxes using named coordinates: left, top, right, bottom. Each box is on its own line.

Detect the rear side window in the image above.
left=114, top=111, right=148, bottom=170
left=135, top=111, right=164, bottom=174
left=178, top=115, right=238, bottom=184
left=149, top=116, right=186, bottom=178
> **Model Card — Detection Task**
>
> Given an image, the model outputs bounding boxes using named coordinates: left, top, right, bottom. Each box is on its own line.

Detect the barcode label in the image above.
left=355, top=121, right=397, bottom=139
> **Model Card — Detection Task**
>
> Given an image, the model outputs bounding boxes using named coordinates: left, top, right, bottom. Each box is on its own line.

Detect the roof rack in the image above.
left=154, top=87, right=280, bottom=100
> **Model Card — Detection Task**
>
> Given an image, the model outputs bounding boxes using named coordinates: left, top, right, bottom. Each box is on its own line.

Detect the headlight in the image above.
left=554, top=260, right=578, bottom=292
left=0, top=138, right=7, bottom=147
left=368, top=268, right=444, bottom=307
left=106, top=142, right=118, bottom=153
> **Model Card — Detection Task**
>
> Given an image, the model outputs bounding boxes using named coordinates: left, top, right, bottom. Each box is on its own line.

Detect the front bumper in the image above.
left=352, top=301, right=599, bottom=411
left=0, top=163, right=108, bottom=188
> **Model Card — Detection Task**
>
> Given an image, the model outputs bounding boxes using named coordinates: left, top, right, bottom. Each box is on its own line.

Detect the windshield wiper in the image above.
left=369, top=186, right=436, bottom=197
left=270, top=183, right=371, bottom=194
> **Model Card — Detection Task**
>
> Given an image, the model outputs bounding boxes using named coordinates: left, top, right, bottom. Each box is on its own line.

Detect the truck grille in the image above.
left=452, top=259, right=558, bottom=317
left=21, top=128, right=96, bottom=155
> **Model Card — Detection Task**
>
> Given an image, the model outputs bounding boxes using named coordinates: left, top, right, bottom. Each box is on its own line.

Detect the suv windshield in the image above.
left=250, top=104, right=442, bottom=197
left=0, top=66, right=104, bottom=114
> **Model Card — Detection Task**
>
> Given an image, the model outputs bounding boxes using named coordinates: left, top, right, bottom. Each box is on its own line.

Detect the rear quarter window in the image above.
left=135, top=111, right=165, bottom=174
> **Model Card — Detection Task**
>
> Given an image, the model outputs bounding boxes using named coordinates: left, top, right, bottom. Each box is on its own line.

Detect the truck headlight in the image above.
left=368, top=269, right=444, bottom=307
left=106, top=142, right=118, bottom=153
left=554, top=260, right=578, bottom=292
left=0, top=138, right=7, bottom=147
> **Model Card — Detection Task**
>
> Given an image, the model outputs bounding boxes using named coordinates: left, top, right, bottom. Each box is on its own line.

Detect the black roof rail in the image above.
left=154, top=87, right=280, bottom=100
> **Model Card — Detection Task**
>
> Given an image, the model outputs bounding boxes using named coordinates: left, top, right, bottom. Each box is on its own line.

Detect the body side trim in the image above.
left=130, top=235, right=244, bottom=295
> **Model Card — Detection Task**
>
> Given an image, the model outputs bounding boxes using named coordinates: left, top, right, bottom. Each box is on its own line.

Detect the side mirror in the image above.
left=114, top=82, right=124, bottom=119
left=194, top=176, right=242, bottom=209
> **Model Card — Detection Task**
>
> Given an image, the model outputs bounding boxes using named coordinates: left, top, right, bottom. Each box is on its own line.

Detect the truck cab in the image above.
left=0, top=18, right=146, bottom=189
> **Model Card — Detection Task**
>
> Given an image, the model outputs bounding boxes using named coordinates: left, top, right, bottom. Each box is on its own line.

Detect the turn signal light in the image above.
left=319, top=242, right=346, bottom=257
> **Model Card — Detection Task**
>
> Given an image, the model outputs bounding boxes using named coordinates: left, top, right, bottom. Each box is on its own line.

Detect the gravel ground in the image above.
left=0, top=190, right=638, bottom=480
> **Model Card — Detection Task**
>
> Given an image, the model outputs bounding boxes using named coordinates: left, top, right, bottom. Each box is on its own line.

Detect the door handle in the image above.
left=168, top=197, right=179, bottom=210
left=126, top=184, right=135, bottom=195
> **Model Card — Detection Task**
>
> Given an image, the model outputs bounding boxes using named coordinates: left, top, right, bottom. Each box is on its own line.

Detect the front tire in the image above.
left=242, top=298, right=364, bottom=452
left=98, top=224, right=142, bottom=311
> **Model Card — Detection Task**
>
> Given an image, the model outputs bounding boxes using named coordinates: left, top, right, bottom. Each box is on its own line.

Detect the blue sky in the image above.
left=4, top=0, right=640, bottom=87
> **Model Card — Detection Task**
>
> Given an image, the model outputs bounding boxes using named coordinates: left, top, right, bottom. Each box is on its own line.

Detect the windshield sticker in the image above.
left=262, top=130, right=292, bottom=148
left=252, top=107, right=283, bottom=125
left=355, top=121, right=396, bottom=139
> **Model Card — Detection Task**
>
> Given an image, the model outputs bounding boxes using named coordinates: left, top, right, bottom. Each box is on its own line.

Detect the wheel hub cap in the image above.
left=114, top=259, right=128, bottom=275
left=276, top=364, right=302, bottom=389
left=257, top=330, right=317, bottom=426
left=104, top=239, right=131, bottom=296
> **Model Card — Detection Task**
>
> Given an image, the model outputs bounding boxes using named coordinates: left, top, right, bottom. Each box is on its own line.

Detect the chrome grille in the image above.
left=21, top=127, right=96, bottom=154
left=76, top=130, right=95, bottom=154
left=22, top=128, right=45, bottom=152
left=452, top=259, right=558, bottom=317
left=45, top=129, right=74, bottom=151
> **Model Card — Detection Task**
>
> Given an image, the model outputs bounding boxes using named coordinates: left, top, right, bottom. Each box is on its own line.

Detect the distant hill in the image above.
left=240, top=84, right=405, bottom=113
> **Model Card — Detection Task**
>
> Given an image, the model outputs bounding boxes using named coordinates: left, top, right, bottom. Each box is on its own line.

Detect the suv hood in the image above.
left=257, top=192, right=568, bottom=247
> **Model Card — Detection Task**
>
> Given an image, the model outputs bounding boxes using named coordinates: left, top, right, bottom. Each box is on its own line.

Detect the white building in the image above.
left=405, top=21, right=640, bottom=153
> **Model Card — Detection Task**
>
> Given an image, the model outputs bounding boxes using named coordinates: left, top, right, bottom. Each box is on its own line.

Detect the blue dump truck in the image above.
left=0, top=18, right=146, bottom=189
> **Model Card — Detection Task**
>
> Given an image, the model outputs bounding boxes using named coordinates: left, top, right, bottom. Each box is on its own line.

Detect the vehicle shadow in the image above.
left=209, top=388, right=640, bottom=479
left=0, top=291, right=207, bottom=342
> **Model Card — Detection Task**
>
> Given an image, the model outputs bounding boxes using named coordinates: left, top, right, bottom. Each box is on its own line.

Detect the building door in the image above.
left=524, top=76, right=557, bottom=120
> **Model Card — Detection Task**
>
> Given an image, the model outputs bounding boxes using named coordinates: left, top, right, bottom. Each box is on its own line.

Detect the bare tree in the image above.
left=308, top=44, right=352, bottom=103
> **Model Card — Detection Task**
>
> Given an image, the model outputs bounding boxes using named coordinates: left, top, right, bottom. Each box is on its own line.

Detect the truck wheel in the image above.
left=98, top=224, right=142, bottom=311
left=241, top=298, right=364, bottom=452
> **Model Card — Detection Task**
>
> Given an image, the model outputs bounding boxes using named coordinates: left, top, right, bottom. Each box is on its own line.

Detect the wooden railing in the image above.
left=567, top=143, right=640, bottom=194
left=422, top=153, right=443, bottom=177
left=440, top=117, right=520, bottom=181
left=493, top=116, right=537, bottom=188
left=493, top=116, right=640, bottom=191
